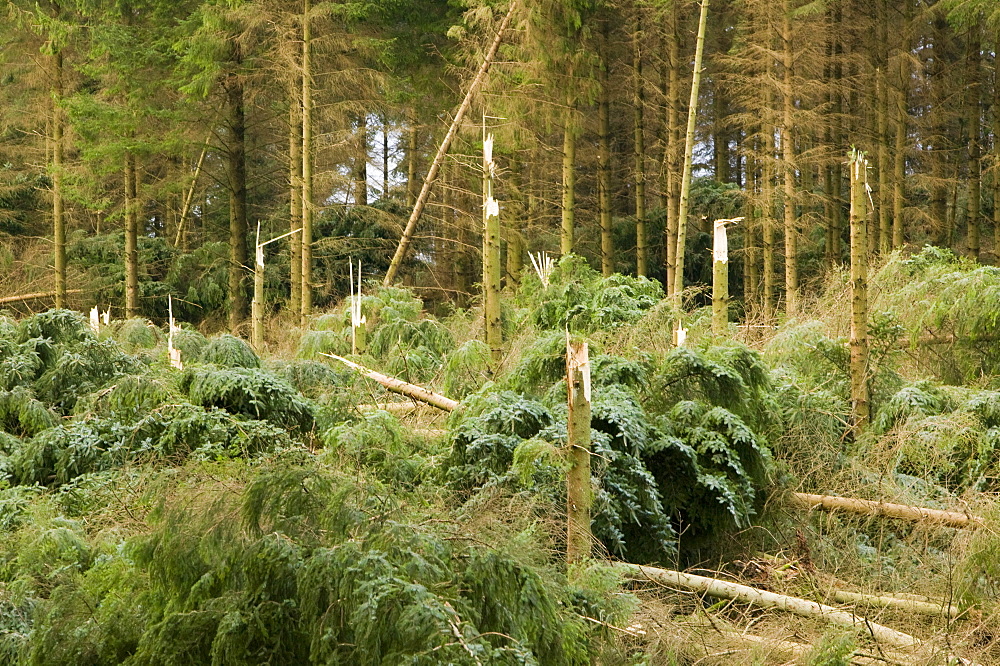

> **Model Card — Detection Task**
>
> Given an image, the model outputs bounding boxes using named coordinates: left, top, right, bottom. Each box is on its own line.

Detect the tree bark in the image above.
left=599, top=24, right=613, bottom=277
left=791, top=492, right=982, bottom=529
left=965, top=26, right=981, bottom=261
left=482, top=123, right=502, bottom=365
left=301, top=0, right=314, bottom=324
left=892, top=34, right=909, bottom=250
left=762, top=91, right=776, bottom=318
left=876, top=0, right=891, bottom=255
left=124, top=152, right=139, bottom=317
left=849, top=152, right=870, bottom=431
left=664, top=5, right=681, bottom=296
left=226, top=57, right=249, bottom=333
left=289, top=93, right=303, bottom=315
left=780, top=0, right=798, bottom=315
left=633, top=13, right=647, bottom=277
left=672, top=0, right=710, bottom=304
left=52, top=49, right=66, bottom=309
left=354, top=113, right=368, bottom=206
left=560, top=99, right=577, bottom=257
left=566, top=339, right=592, bottom=566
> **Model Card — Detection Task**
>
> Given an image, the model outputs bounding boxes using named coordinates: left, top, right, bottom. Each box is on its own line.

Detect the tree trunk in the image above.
left=672, top=0, right=710, bottom=304
left=965, top=26, right=981, bottom=261
left=289, top=93, right=303, bottom=315
left=849, top=151, right=870, bottom=431
left=664, top=5, right=681, bottom=296
left=124, top=152, right=139, bottom=317
left=226, top=59, right=249, bottom=333
left=762, top=91, right=776, bottom=317
left=252, top=228, right=264, bottom=352
left=482, top=124, right=502, bottom=365
left=560, top=99, right=577, bottom=257
left=566, top=339, right=592, bottom=566
left=354, top=113, right=368, bottom=206
left=599, top=25, right=613, bottom=277
left=406, top=109, right=419, bottom=208
left=712, top=220, right=731, bottom=337
left=301, top=0, right=314, bottom=324
left=633, top=13, right=647, bottom=276
left=383, top=1, right=518, bottom=286
left=52, top=50, right=66, bottom=309
left=876, top=0, right=891, bottom=255
left=781, top=0, right=798, bottom=316
left=892, top=39, right=908, bottom=250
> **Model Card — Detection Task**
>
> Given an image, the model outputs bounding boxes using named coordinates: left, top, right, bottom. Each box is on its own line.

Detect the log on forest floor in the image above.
left=323, top=353, right=459, bottom=412
left=790, top=492, right=983, bottom=529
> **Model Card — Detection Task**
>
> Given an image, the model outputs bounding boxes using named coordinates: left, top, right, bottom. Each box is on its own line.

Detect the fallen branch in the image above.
left=323, top=353, right=459, bottom=412
left=791, top=492, right=983, bottom=529
left=830, top=589, right=960, bottom=619
left=614, top=562, right=920, bottom=650
left=0, top=289, right=84, bottom=305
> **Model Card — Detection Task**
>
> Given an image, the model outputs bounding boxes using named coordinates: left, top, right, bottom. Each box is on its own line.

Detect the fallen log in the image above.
left=614, top=562, right=921, bottom=650
left=830, top=589, right=960, bottom=619
left=323, top=353, right=459, bottom=412
left=791, top=492, right=983, bottom=529
left=0, top=289, right=84, bottom=305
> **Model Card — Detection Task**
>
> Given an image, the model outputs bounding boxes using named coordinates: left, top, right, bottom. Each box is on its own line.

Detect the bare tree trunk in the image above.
left=664, top=5, right=681, bottom=296
left=226, top=56, right=249, bottom=333
left=52, top=50, right=66, bottom=309
left=561, top=98, right=577, bottom=257
left=780, top=0, right=798, bottom=315
left=876, top=0, right=891, bottom=255
left=633, top=13, right=647, bottom=276
left=406, top=109, right=419, bottom=208
left=672, top=0, right=710, bottom=304
left=301, top=0, right=314, bottom=324
left=849, top=151, right=870, bottom=431
left=289, top=93, right=303, bottom=315
left=892, top=35, right=908, bottom=250
left=566, top=339, right=592, bottom=566
left=965, top=26, right=981, bottom=261
left=599, top=24, right=613, bottom=277
left=383, top=1, right=518, bottom=286
left=124, top=152, right=140, bottom=317
left=354, top=113, right=368, bottom=206
left=763, top=91, right=776, bottom=317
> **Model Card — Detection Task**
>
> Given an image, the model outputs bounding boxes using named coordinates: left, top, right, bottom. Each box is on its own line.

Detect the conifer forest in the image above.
left=6, top=0, right=1000, bottom=663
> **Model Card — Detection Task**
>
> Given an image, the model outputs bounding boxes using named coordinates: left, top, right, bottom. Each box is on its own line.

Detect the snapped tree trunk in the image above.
left=712, top=218, right=741, bottom=337
left=849, top=151, right=870, bottom=431
left=482, top=125, right=502, bottom=365
left=124, top=152, right=140, bottom=317
left=252, top=227, right=264, bottom=352
left=383, top=1, right=517, bottom=286
left=672, top=0, right=710, bottom=304
left=566, top=339, right=592, bottom=566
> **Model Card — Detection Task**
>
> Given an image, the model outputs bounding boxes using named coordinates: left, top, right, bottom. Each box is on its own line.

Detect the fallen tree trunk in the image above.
left=791, top=492, right=983, bottom=529
left=614, top=562, right=921, bottom=650
left=0, top=289, right=84, bottom=305
left=830, top=589, right=960, bottom=619
left=323, top=353, right=459, bottom=412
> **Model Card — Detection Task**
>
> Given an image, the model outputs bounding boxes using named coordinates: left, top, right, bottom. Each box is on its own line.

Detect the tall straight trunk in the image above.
left=780, top=0, right=798, bottom=316
left=565, top=339, right=592, bottom=566
left=289, top=94, right=303, bottom=315
left=406, top=109, right=418, bottom=208
left=745, top=146, right=760, bottom=302
left=354, top=113, right=368, bottom=206
left=763, top=91, right=776, bottom=317
left=482, top=125, right=502, bottom=365
left=965, top=26, right=981, bottom=261
left=892, top=46, right=908, bottom=249
left=664, top=4, right=681, bottom=296
left=561, top=100, right=577, bottom=256
left=301, top=0, right=314, bottom=324
left=994, top=51, right=1000, bottom=256
left=849, top=152, right=870, bottom=431
left=829, top=2, right=844, bottom=264
left=382, top=119, right=390, bottom=197
left=599, top=26, right=613, bottom=277
left=672, top=0, right=710, bottom=304
left=124, top=152, right=139, bottom=317
left=876, top=0, right=891, bottom=255
left=633, top=14, right=647, bottom=276
left=52, top=50, right=66, bottom=309
left=226, top=63, right=249, bottom=333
